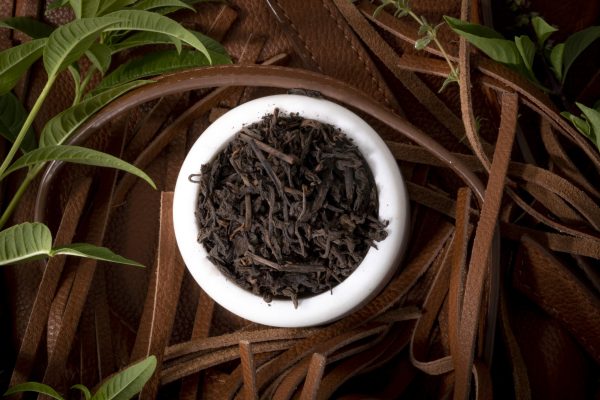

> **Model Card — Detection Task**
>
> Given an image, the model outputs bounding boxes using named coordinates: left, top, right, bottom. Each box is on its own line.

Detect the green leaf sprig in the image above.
left=0, top=0, right=231, bottom=266
left=4, top=355, right=157, bottom=400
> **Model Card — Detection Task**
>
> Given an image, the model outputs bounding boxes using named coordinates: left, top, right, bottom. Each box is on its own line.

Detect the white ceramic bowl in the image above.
left=173, top=94, right=409, bottom=327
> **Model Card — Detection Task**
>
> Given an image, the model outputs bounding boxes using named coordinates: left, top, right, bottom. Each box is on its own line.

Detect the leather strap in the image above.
left=265, top=0, right=400, bottom=111
left=299, top=353, right=326, bottom=400
left=10, top=178, right=92, bottom=386
left=239, top=340, right=258, bottom=400
left=454, top=92, right=519, bottom=400
left=514, top=236, right=600, bottom=363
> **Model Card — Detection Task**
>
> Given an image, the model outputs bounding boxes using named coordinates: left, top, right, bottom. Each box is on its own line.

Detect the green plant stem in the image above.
left=407, top=10, right=459, bottom=76
left=0, top=74, right=56, bottom=179
left=74, top=65, right=96, bottom=105
left=0, top=169, right=36, bottom=229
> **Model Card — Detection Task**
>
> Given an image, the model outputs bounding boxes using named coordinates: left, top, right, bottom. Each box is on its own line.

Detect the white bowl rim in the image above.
left=173, top=94, right=409, bottom=327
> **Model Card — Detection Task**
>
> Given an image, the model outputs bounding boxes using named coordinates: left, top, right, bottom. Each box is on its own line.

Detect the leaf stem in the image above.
left=0, top=170, right=36, bottom=229
left=406, top=10, right=458, bottom=76
left=0, top=74, right=56, bottom=179
left=74, top=65, right=97, bottom=105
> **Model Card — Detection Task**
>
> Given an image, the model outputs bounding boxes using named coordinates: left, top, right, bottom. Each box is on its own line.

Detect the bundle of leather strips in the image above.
left=2, top=0, right=598, bottom=399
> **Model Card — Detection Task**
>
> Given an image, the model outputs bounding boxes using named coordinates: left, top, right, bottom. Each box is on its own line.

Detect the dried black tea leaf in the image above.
left=195, top=109, right=388, bottom=307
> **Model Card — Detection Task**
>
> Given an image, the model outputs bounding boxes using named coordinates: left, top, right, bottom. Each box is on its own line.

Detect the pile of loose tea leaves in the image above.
left=194, top=109, right=388, bottom=307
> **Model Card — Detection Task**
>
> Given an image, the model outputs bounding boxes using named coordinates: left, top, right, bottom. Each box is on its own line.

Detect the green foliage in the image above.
left=0, top=222, right=144, bottom=266
left=531, top=16, right=557, bottom=46
left=92, top=356, right=157, bottom=400
left=560, top=26, right=600, bottom=83
left=40, top=81, right=151, bottom=147
left=51, top=244, right=144, bottom=267
left=0, top=0, right=228, bottom=263
left=0, top=92, right=36, bottom=151
left=43, top=17, right=122, bottom=77
left=562, top=102, right=600, bottom=152
left=0, top=223, right=52, bottom=266
left=0, top=38, right=46, bottom=94
left=5, top=356, right=157, bottom=400
left=94, top=49, right=211, bottom=92
left=0, top=17, right=54, bottom=38
left=2, top=145, right=156, bottom=189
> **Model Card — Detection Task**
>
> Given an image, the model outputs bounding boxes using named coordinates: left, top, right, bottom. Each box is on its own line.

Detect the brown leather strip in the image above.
left=410, top=236, right=454, bottom=375
left=449, top=188, right=472, bottom=365
left=506, top=187, right=597, bottom=240
left=112, top=55, right=288, bottom=206
left=299, top=353, right=326, bottom=400
left=10, top=178, right=92, bottom=386
left=35, top=66, right=486, bottom=217
left=334, top=0, right=487, bottom=146
left=458, top=2, right=492, bottom=172
left=46, top=268, right=75, bottom=354
left=160, top=340, right=300, bottom=385
left=179, top=288, right=215, bottom=400
left=357, top=1, right=600, bottom=170
left=472, top=361, right=493, bottom=400
left=134, top=192, right=186, bottom=399
left=574, top=255, right=600, bottom=295
left=501, top=223, right=600, bottom=258
left=270, top=325, right=388, bottom=400
left=239, top=340, right=258, bottom=400
left=514, top=236, right=600, bottom=363
left=265, top=0, right=400, bottom=110
left=540, top=118, right=600, bottom=199
left=388, top=141, right=600, bottom=235
left=91, top=269, right=116, bottom=379
left=454, top=92, right=519, bottom=400
left=165, top=328, right=315, bottom=361
left=317, top=324, right=413, bottom=399
left=41, top=122, right=127, bottom=388
left=203, top=4, right=238, bottom=42
left=509, top=163, right=600, bottom=230
left=521, top=181, right=585, bottom=226
left=125, top=94, right=184, bottom=161
left=499, top=294, right=531, bottom=400
left=254, top=223, right=454, bottom=393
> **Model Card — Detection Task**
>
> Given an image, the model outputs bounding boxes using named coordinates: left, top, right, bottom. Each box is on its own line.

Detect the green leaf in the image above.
left=561, top=111, right=590, bottom=136
left=93, top=49, right=211, bottom=93
left=576, top=102, right=600, bottom=150
left=438, top=69, right=459, bottom=93
left=109, top=30, right=230, bottom=65
left=0, top=38, right=47, bottom=94
left=0, top=92, right=36, bottom=151
left=92, top=356, right=157, bottom=400
left=0, top=17, right=55, bottom=38
left=531, top=16, right=557, bottom=46
left=0, top=223, right=52, bottom=266
left=515, top=35, right=535, bottom=72
left=40, top=80, right=152, bottom=147
left=48, top=0, right=69, bottom=10
left=103, top=10, right=210, bottom=62
left=562, top=26, right=600, bottom=83
left=550, top=43, right=564, bottom=81
left=131, top=0, right=195, bottom=12
left=86, top=42, right=112, bottom=74
left=82, top=0, right=101, bottom=18
left=108, top=31, right=175, bottom=53
left=71, top=385, right=92, bottom=400
left=43, top=17, right=122, bottom=78
left=68, top=0, right=82, bottom=19
left=97, top=0, right=138, bottom=16
left=414, top=36, right=431, bottom=50
left=51, top=243, right=144, bottom=267
left=2, top=145, right=156, bottom=188
left=444, top=16, right=522, bottom=69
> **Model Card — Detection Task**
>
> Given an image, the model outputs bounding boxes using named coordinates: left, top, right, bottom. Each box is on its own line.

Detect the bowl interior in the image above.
left=173, top=94, right=409, bottom=327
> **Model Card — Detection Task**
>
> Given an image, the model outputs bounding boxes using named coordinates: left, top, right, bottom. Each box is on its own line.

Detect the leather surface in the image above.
left=0, top=0, right=599, bottom=398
